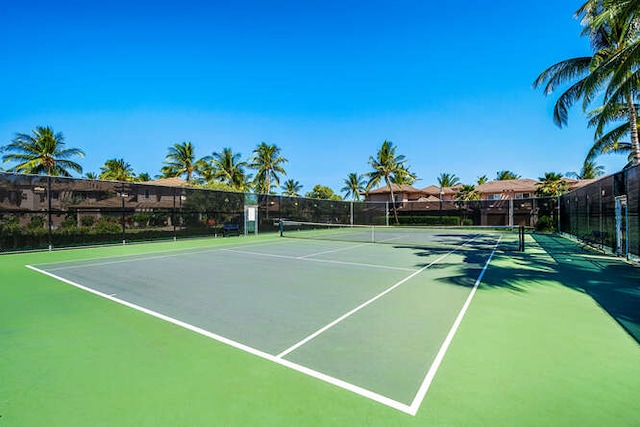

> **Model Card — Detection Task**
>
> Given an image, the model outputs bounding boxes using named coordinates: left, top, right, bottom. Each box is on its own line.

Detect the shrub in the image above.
left=94, top=218, right=121, bottom=233
left=535, top=215, right=555, bottom=232
left=60, top=216, right=77, bottom=229
left=0, top=216, right=22, bottom=234
left=397, top=215, right=461, bottom=226
left=132, top=213, right=151, bottom=227
left=80, top=216, right=95, bottom=227
left=27, top=215, right=45, bottom=230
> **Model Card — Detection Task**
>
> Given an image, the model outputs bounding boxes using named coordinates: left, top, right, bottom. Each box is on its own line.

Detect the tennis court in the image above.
left=2, top=228, right=640, bottom=426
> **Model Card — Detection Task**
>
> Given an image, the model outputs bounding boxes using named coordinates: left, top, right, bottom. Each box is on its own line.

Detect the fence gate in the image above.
left=615, top=196, right=628, bottom=257
left=244, top=194, right=258, bottom=236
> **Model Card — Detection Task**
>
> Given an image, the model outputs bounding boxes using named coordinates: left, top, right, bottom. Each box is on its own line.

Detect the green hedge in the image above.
left=396, top=215, right=469, bottom=226
left=0, top=225, right=227, bottom=252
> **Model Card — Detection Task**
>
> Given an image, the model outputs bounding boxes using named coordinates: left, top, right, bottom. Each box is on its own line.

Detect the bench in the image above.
left=222, top=223, right=240, bottom=237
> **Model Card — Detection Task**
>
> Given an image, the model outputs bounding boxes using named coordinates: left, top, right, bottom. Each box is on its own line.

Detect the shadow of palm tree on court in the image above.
left=531, top=234, right=640, bottom=344
left=397, top=232, right=640, bottom=344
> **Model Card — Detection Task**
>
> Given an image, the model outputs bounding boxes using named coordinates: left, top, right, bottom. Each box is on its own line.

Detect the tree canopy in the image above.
left=1, top=126, right=84, bottom=176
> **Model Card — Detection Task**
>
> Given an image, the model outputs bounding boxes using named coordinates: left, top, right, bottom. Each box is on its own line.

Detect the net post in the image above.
left=519, top=225, right=525, bottom=252
left=279, top=220, right=284, bottom=237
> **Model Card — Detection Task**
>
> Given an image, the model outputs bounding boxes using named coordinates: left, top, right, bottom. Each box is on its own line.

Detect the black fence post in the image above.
left=47, top=175, right=52, bottom=251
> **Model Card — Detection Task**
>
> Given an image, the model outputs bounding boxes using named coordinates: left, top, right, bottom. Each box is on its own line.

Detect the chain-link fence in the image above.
left=0, top=172, right=557, bottom=252
left=0, top=173, right=244, bottom=251
left=559, top=165, right=638, bottom=259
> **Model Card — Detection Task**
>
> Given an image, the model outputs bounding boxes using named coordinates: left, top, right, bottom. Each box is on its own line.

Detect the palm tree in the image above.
left=84, top=172, right=98, bottom=180
left=249, top=142, right=288, bottom=194
left=207, top=147, right=248, bottom=190
left=477, top=175, right=489, bottom=185
left=161, top=142, right=198, bottom=182
left=496, top=170, right=521, bottom=180
left=341, top=172, right=366, bottom=201
left=1, top=126, right=84, bottom=176
left=366, top=140, right=410, bottom=224
left=99, top=158, right=136, bottom=182
left=455, top=184, right=481, bottom=201
left=567, top=159, right=606, bottom=179
left=535, top=172, right=569, bottom=197
left=137, top=172, right=152, bottom=182
left=281, top=179, right=303, bottom=197
left=437, top=172, right=460, bottom=188
left=579, top=0, right=640, bottom=165
left=391, top=165, right=418, bottom=186
left=533, top=1, right=640, bottom=164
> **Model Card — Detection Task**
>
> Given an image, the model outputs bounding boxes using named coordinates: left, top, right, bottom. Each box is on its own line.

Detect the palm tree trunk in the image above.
left=266, top=172, right=271, bottom=195
left=385, top=177, right=399, bottom=224
left=626, top=93, right=640, bottom=165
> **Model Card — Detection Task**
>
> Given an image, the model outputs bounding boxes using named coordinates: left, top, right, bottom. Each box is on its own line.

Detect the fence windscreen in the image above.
left=0, top=172, right=561, bottom=252
left=559, top=165, right=639, bottom=259
left=0, top=173, right=244, bottom=251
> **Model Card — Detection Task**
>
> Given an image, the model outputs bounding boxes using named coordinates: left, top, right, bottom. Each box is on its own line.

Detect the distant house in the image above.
left=422, top=185, right=462, bottom=201
left=366, top=184, right=424, bottom=203
left=364, top=178, right=596, bottom=202
left=146, top=177, right=190, bottom=187
left=475, top=179, right=539, bottom=200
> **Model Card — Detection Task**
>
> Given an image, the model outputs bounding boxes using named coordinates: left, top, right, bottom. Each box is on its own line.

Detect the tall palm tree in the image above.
left=161, top=142, right=198, bottom=182
left=455, top=184, right=481, bottom=201
left=535, top=172, right=569, bottom=197
left=99, top=158, right=136, bottom=182
left=496, top=170, right=521, bottom=180
left=1, top=126, right=84, bottom=176
left=580, top=1, right=640, bottom=165
left=341, top=172, right=366, bottom=201
left=366, top=140, right=410, bottom=224
left=534, top=1, right=640, bottom=164
left=208, top=147, right=248, bottom=190
left=567, top=159, right=606, bottom=179
left=281, top=179, right=303, bottom=197
left=437, top=172, right=460, bottom=188
left=249, top=142, right=288, bottom=194
left=84, top=172, right=98, bottom=180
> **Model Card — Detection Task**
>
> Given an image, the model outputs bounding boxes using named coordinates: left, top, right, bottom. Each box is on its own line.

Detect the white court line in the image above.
left=220, top=248, right=418, bottom=272
left=297, top=242, right=372, bottom=259
left=406, top=236, right=502, bottom=416
left=275, top=237, right=478, bottom=359
left=27, top=233, right=502, bottom=416
left=41, top=239, right=291, bottom=271
left=25, top=264, right=413, bottom=415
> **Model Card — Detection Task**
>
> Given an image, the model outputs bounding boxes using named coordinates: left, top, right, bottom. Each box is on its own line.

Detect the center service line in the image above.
left=275, top=237, right=479, bottom=359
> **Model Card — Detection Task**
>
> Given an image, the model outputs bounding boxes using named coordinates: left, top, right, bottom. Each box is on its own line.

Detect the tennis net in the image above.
left=279, top=221, right=525, bottom=251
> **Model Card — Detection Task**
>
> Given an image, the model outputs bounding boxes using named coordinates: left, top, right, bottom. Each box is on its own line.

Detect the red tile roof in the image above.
left=367, top=184, right=422, bottom=195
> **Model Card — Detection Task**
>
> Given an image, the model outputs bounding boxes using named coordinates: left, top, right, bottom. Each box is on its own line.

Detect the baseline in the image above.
left=38, top=239, right=292, bottom=271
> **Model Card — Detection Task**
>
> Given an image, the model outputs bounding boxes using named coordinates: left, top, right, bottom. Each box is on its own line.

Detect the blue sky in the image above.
left=0, top=0, right=628, bottom=194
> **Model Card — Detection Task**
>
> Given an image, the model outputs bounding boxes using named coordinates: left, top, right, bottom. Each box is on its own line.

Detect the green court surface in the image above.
left=1, top=232, right=639, bottom=426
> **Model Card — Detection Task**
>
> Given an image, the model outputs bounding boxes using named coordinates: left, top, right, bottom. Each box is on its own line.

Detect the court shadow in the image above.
left=531, top=234, right=640, bottom=344
left=396, top=233, right=640, bottom=344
